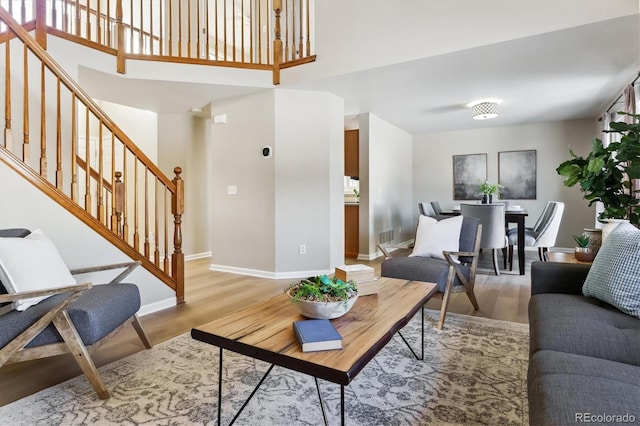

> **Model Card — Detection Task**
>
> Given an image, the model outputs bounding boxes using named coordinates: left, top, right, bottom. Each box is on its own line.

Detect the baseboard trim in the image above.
left=138, top=297, right=175, bottom=317
left=209, top=263, right=332, bottom=280
left=185, top=251, right=212, bottom=261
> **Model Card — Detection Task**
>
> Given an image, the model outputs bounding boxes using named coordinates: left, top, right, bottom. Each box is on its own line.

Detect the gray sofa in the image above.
left=528, top=261, right=640, bottom=425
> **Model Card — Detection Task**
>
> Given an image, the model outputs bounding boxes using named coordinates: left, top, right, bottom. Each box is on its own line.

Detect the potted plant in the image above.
left=478, top=181, right=502, bottom=204
left=573, top=233, right=595, bottom=262
left=556, top=112, right=640, bottom=227
left=285, top=275, right=358, bottom=319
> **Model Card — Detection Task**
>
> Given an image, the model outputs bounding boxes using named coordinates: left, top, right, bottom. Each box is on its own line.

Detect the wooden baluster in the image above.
left=240, top=0, right=244, bottom=62
left=138, top=0, right=142, bottom=53
left=196, top=0, right=200, bottom=58
left=204, top=0, right=209, bottom=59
left=257, top=0, right=261, bottom=63
left=305, top=0, right=310, bottom=56
left=223, top=0, right=226, bottom=60
left=133, top=158, right=139, bottom=251
left=71, top=94, right=78, bottom=201
left=273, top=0, right=282, bottom=84
left=20, top=0, right=26, bottom=24
left=35, top=0, right=46, bottom=48
left=214, top=0, right=218, bottom=60
left=168, top=0, right=172, bottom=56
left=149, top=0, right=153, bottom=54
left=98, top=123, right=105, bottom=223
left=97, top=0, right=102, bottom=45
left=52, top=0, right=58, bottom=29
left=86, top=0, right=92, bottom=41
left=75, top=0, right=81, bottom=37
left=266, top=0, right=270, bottom=63
left=299, top=0, right=304, bottom=58
left=4, top=39, right=12, bottom=150
left=154, top=177, right=160, bottom=266
left=144, top=168, right=150, bottom=258
left=85, top=106, right=91, bottom=213
left=178, top=0, right=182, bottom=57
left=187, top=0, right=192, bottom=58
left=284, top=0, right=288, bottom=61
left=106, top=0, right=111, bottom=48
left=22, top=45, right=29, bottom=162
left=110, top=134, right=116, bottom=231
left=164, top=188, right=169, bottom=273
left=249, top=0, right=253, bottom=62
left=171, top=167, right=184, bottom=304
left=129, top=0, right=133, bottom=54
left=116, top=0, right=124, bottom=73
left=114, top=171, right=124, bottom=237
left=122, top=144, right=129, bottom=242
left=159, top=0, right=163, bottom=55
left=56, top=78, right=63, bottom=189
left=39, top=62, right=46, bottom=176
left=231, top=0, right=235, bottom=61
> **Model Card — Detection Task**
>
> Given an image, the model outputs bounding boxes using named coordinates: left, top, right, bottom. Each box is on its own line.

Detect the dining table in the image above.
left=441, top=207, right=529, bottom=275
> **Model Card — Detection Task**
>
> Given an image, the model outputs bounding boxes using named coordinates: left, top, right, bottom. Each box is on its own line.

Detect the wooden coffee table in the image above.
left=191, top=277, right=438, bottom=425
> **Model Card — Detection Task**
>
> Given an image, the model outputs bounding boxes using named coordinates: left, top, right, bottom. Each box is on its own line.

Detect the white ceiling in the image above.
left=79, top=14, right=640, bottom=136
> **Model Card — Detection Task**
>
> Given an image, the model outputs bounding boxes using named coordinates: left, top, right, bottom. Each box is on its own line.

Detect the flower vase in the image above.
left=481, top=195, right=488, bottom=204
left=488, top=195, right=493, bottom=204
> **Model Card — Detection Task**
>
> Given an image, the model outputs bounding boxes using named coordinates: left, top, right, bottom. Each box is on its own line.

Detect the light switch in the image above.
left=227, top=185, right=238, bottom=195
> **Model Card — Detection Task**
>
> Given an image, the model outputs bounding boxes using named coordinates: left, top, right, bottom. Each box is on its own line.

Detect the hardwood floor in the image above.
left=0, top=250, right=535, bottom=407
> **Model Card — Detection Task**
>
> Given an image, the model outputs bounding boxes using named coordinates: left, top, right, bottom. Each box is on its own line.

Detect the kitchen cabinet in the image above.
left=345, top=204, right=359, bottom=258
left=344, top=130, right=359, bottom=178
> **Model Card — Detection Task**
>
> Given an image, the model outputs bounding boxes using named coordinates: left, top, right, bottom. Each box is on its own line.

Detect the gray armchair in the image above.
left=380, top=217, right=482, bottom=329
left=0, top=228, right=152, bottom=399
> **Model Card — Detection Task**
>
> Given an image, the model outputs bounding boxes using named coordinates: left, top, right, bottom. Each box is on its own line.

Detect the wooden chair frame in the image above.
left=379, top=224, right=482, bottom=330
left=0, top=261, right=152, bottom=399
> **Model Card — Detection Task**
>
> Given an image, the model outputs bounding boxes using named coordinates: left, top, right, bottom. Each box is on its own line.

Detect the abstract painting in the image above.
left=453, top=154, right=487, bottom=200
left=499, top=150, right=537, bottom=199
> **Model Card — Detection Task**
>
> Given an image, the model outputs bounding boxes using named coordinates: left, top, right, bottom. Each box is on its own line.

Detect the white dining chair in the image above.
left=507, top=201, right=565, bottom=268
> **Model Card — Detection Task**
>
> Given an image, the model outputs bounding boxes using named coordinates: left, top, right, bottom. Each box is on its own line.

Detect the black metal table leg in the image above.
left=340, top=385, right=345, bottom=426
left=397, top=306, right=425, bottom=360
left=218, top=348, right=223, bottom=426
left=315, top=377, right=329, bottom=426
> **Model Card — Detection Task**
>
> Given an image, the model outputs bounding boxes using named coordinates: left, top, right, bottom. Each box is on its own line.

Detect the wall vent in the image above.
left=379, top=229, right=395, bottom=244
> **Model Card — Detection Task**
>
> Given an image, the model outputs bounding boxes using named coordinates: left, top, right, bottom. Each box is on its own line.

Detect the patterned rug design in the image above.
left=0, top=311, right=529, bottom=425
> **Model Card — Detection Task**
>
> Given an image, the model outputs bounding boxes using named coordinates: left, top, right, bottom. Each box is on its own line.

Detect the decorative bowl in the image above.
left=287, top=291, right=358, bottom=319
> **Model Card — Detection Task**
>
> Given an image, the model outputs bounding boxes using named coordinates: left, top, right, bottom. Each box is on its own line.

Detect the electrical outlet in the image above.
left=299, top=244, right=306, bottom=255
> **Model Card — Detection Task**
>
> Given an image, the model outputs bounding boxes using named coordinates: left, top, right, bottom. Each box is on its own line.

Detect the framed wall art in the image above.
left=498, top=150, right=537, bottom=199
left=453, top=153, right=487, bottom=200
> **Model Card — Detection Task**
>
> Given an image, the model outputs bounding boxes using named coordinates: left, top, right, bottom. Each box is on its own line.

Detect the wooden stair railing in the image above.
left=1, top=0, right=315, bottom=85
left=0, top=7, right=185, bottom=304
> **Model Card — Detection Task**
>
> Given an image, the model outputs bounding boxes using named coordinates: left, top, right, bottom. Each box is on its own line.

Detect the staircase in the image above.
left=0, top=7, right=185, bottom=302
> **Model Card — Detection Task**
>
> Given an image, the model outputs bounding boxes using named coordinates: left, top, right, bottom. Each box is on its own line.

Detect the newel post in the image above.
left=116, top=0, right=125, bottom=74
left=171, top=167, right=185, bottom=304
left=35, top=0, right=47, bottom=49
left=272, top=0, right=282, bottom=85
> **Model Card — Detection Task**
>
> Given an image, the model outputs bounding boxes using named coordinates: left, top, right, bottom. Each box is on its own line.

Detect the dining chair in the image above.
left=418, top=202, right=437, bottom=217
left=507, top=201, right=565, bottom=268
left=430, top=201, right=443, bottom=215
left=461, top=203, right=507, bottom=275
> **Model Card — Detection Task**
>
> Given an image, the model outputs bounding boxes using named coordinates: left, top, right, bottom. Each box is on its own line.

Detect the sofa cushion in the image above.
left=0, top=283, right=141, bottom=347
left=528, top=350, right=640, bottom=426
left=529, top=293, right=640, bottom=365
left=583, top=222, right=640, bottom=318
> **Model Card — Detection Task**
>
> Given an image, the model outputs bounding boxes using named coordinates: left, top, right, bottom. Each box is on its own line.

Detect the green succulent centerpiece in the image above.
left=573, top=233, right=590, bottom=248
left=478, top=181, right=502, bottom=196
left=285, top=275, right=358, bottom=319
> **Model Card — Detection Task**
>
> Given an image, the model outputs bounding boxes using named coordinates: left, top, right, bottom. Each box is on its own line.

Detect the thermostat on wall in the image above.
left=262, top=146, right=273, bottom=157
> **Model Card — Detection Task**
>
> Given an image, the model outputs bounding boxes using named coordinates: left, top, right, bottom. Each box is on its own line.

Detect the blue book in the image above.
left=293, top=319, right=343, bottom=352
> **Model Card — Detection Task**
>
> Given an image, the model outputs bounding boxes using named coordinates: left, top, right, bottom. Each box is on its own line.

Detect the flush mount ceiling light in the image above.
left=468, top=99, right=502, bottom=120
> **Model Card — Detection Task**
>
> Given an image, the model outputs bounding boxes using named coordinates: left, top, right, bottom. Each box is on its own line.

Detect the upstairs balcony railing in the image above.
left=0, top=0, right=315, bottom=84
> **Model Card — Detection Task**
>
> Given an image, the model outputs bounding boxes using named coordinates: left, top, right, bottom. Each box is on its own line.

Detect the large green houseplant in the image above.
left=556, top=112, right=640, bottom=226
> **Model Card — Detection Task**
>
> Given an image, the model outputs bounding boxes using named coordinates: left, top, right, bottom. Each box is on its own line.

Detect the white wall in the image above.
left=358, top=113, right=414, bottom=258
left=413, top=119, right=599, bottom=248
left=274, top=90, right=345, bottom=275
left=0, top=162, right=174, bottom=312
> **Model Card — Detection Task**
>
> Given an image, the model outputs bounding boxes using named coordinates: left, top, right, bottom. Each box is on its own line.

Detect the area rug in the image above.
left=0, top=311, right=529, bottom=425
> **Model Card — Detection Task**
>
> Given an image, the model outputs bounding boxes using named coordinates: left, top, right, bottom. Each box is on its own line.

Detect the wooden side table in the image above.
left=546, top=252, right=593, bottom=265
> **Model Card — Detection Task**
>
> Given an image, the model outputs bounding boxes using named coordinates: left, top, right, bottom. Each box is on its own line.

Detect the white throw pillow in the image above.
left=0, top=229, right=76, bottom=311
left=409, top=215, right=463, bottom=261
